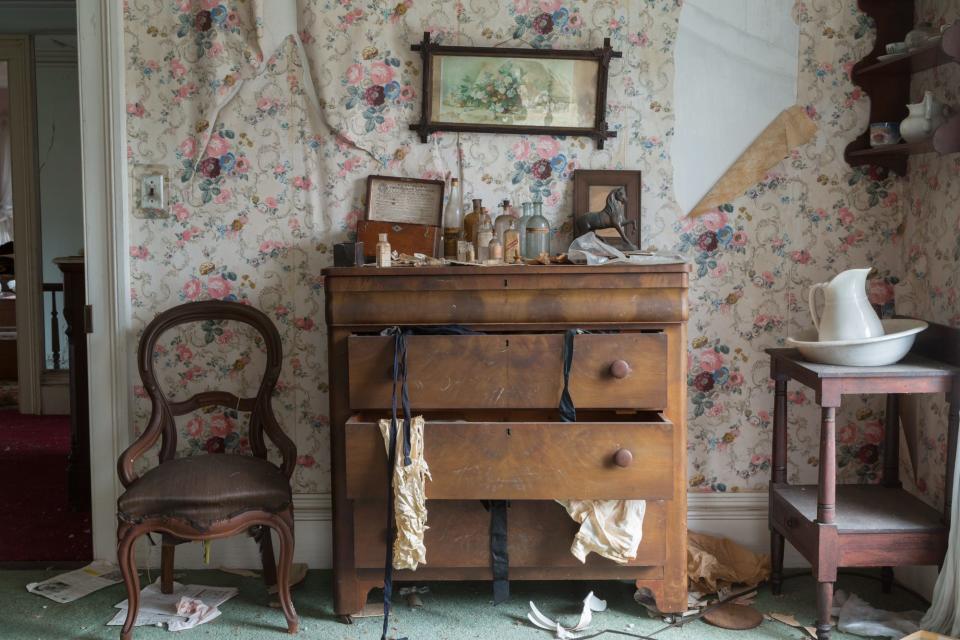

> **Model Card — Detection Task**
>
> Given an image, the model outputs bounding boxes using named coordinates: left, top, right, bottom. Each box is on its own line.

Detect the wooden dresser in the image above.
left=323, top=264, right=689, bottom=618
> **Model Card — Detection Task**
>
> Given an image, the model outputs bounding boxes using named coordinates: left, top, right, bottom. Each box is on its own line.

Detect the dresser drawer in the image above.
left=348, top=332, right=667, bottom=410
left=352, top=499, right=667, bottom=569
left=345, top=415, right=674, bottom=501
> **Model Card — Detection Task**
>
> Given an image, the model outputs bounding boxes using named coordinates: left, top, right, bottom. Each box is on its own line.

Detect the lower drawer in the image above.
left=345, top=415, right=674, bottom=501
left=353, top=499, right=667, bottom=568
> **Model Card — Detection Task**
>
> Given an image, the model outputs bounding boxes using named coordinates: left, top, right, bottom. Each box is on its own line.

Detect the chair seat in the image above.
left=118, top=455, right=291, bottom=530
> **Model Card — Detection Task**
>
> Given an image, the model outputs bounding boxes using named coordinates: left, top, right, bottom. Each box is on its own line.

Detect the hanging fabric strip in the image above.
left=488, top=500, right=509, bottom=604
left=381, top=327, right=411, bottom=640
left=560, top=329, right=578, bottom=423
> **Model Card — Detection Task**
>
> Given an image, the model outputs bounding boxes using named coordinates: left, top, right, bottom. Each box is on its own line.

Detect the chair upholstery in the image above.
left=118, top=455, right=291, bottom=531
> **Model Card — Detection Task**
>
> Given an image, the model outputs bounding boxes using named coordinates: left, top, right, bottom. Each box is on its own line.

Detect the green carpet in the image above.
left=0, top=568, right=929, bottom=640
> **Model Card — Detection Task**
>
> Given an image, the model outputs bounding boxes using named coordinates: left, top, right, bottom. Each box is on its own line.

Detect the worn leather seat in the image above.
left=118, top=454, right=291, bottom=530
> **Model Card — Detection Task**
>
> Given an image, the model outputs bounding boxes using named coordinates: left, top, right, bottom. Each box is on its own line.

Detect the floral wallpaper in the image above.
left=123, top=0, right=938, bottom=499
left=895, top=0, right=960, bottom=509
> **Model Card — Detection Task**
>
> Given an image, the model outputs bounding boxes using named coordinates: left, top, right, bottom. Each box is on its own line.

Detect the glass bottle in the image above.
left=524, top=203, right=550, bottom=259
left=462, top=198, right=483, bottom=248
left=442, top=178, right=462, bottom=259
left=376, top=233, right=392, bottom=268
left=494, top=199, right=516, bottom=247
left=518, top=202, right=533, bottom=257
left=476, top=214, right=494, bottom=261
left=503, top=218, right=521, bottom=264
left=488, top=236, right=503, bottom=263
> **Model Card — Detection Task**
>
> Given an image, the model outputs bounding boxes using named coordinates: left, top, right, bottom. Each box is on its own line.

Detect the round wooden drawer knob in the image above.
left=613, top=448, right=633, bottom=468
left=609, top=360, right=632, bottom=379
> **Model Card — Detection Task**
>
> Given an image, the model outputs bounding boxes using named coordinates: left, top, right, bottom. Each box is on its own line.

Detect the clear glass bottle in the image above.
left=503, top=218, right=521, bottom=264
left=488, top=236, right=503, bottom=262
left=376, top=233, right=392, bottom=268
left=518, top=202, right=533, bottom=257
left=476, top=215, right=494, bottom=261
left=494, top=199, right=516, bottom=247
left=524, top=203, right=550, bottom=259
left=442, top=178, right=462, bottom=259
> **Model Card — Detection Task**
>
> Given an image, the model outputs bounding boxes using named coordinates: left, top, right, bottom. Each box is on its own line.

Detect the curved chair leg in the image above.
left=160, top=543, right=175, bottom=594
left=274, top=519, right=299, bottom=634
left=117, top=527, right=142, bottom=640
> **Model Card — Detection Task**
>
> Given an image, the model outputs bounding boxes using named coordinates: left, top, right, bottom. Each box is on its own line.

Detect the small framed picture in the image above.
left=364, top=175, right=445, bottom=227
left=410, top=33, right=621, bottom=149
left=572, top=170, right=642, bottom=250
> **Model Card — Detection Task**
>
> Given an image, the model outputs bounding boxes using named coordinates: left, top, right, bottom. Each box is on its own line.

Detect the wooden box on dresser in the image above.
left=322, top=263, right=689, bottom=618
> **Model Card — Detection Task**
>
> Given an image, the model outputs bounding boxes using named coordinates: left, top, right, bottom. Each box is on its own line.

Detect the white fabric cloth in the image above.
left=920, top=434, right=960, bottom=635
left=0, top=119, right=13, bottom=245
left=379, top=416, right=431, bottom=571
left=558, top=499, right=646, bottom=564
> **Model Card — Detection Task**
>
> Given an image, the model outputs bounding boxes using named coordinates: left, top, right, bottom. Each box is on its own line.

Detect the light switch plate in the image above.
left=140, top=174, right=166, bottom=212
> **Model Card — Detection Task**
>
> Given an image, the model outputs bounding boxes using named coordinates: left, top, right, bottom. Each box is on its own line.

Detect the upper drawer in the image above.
left=345, top=415, right=675, bottom=501
left=348, top=332, right=667, bottom=410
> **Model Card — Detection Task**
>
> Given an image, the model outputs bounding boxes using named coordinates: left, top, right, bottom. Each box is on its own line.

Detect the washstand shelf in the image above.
left=844, top=6, right=960, bottom=175
left=766, top=319, right=960, bottom=640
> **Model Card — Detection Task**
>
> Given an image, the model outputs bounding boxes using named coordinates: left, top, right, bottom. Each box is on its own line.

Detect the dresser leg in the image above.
left=770, top=530, right=785, bottom=595
left=816, top=580, right=833, bottom=640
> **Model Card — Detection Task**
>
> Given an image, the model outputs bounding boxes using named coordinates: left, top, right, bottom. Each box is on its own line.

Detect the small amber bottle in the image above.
left=462, top=198, right=483, bottom=248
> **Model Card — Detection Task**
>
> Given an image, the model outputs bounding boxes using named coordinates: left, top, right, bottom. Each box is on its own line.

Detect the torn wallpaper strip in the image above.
left=379, top=415, right=431, bottom=571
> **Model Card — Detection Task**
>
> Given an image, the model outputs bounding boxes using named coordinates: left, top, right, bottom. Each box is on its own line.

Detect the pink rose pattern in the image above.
left=124, top=1, right=954, bottom=501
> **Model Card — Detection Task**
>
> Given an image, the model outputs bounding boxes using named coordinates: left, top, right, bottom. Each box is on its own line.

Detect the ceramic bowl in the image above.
left=870, top=122, right=901, bottom=147
left=787, top=319, right=928, bottom=367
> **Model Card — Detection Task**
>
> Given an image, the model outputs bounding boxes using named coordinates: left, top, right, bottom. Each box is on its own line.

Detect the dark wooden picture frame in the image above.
left=573, top=169, right=641, bottom=249
left=364, top=174, right=445, bottom=226
left=410, top=33, right=621, bottom=148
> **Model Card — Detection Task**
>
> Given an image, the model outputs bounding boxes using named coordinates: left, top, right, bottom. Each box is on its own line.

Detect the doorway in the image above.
left=0, top=32, right=91, bottom=563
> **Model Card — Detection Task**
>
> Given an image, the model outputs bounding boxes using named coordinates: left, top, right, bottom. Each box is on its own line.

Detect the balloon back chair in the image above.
left=115, top=300, right=298, bottom=639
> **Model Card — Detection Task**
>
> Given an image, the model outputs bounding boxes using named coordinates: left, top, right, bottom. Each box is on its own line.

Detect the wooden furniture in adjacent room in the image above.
left=767, top=321, right=960, bottom=640
left=0, top=293, right=16, bottom=381
left=844, top=4, right=959, bottom=175
left=114, top=301, right=299, bottom=640
left=323, top=264, right=689, bottom=619
left=55, top=256, right=89, bottom=511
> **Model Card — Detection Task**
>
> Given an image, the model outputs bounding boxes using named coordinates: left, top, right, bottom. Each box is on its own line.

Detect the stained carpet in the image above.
left=0, top=411, right=92, bottom=561
left=0, top=568, right=930, bottom=640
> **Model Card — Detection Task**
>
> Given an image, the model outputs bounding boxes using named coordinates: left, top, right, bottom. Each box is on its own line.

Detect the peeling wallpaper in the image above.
left=123, top=0, right=948, bottom=500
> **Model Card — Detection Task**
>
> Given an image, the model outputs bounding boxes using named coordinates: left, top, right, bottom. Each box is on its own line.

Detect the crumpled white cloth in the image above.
left=379, top=416, right=431, bottom=571
left=558, top=499, right=646, bottom=564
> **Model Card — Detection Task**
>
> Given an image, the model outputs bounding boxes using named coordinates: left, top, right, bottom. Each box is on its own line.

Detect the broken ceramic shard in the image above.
left=527, top=591, right=608, bottom=639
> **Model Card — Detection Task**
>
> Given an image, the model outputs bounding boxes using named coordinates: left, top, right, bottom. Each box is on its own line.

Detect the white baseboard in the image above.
left=159, top=491, right=806, bottom=571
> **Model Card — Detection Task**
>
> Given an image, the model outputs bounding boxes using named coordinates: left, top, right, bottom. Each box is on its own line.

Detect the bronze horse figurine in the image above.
left=573, top=186, right=637, bottom=250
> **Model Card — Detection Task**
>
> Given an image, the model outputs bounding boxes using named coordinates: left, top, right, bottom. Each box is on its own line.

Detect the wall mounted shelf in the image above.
left=845, top=0, right=959, bottom=176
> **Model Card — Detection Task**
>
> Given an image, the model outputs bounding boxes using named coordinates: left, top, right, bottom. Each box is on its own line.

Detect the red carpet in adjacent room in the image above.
left=0, top=410, right=92, bottom=561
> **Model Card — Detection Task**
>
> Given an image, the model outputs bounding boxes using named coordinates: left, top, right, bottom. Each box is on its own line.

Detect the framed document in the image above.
left=364, top=175, right=445, bottom=226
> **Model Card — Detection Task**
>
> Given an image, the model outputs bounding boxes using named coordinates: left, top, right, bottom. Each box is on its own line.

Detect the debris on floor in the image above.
left=688, top=531, right=770, bottom=593
left=833, top=590, right=923, bottom=638
left=528, top=591, right=607, bottom=639
left=26, top=560, right=123, bottom=603
left=107, top=580, right=238, bottom=631
left=766, top=612, right=819, bottom=639
left=399, top=585, right=429, bottom=608
left=217, top=567, right=259, bottom=578
left=702, top=601, right=763, bottom=630
left=902, top=632, right=960, bottom=640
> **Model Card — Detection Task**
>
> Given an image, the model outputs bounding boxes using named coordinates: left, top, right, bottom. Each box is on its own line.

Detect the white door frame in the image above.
left=0, top=35, right=43, bottom=415
left=76, top=0, right=130, bottom=560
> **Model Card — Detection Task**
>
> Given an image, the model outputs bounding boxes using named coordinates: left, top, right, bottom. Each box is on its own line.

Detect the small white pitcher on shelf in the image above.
left=900, top=91, right=951, bottom=144
left=808, top=268, right=884, bottom=342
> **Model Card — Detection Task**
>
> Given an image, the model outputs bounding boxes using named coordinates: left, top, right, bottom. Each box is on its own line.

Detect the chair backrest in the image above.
left=119, top=300, right=295, bottom=487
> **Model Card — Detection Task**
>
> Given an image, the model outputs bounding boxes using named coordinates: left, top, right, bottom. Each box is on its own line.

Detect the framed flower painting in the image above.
left=410, top=33, right=621, bottom=148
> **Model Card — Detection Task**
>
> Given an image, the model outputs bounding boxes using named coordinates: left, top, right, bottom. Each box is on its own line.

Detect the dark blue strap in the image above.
left=489, top=500, right=509, bottom=604
left=560, top=329, right=577, bottom=423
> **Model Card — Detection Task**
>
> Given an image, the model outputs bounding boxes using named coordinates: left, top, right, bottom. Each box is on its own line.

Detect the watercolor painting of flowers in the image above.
left=432, top=54, right=598, bottom=129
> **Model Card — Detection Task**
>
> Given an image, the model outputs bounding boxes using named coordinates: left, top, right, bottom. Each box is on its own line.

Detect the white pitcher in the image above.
left=808, top=269, right=884, bottom=342
left=900, top=91, right=950, bottom=144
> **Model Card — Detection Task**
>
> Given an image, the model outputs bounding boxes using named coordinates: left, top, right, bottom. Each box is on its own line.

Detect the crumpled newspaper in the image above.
left=528, top=591, right=608, bottom=639
left=567, top=232, right=685, bottom=266
left=379, top=416, right=432, bottom=571
left=558, top=499, right=647, bottom=564
left=687, top=531, right=770, bottom=593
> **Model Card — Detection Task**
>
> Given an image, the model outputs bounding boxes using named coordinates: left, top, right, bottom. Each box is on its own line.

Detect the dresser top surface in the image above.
left=322, top=262, right=691, bottom=278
